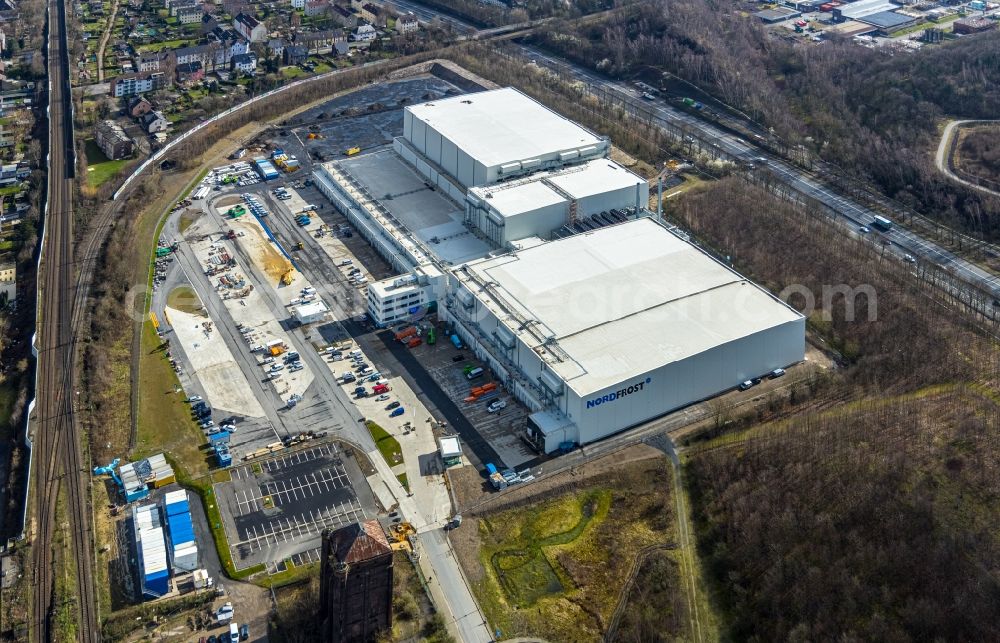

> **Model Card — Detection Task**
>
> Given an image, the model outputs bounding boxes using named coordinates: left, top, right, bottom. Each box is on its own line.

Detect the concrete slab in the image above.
left=166, top=306, right=266, bottom=418
left=184, top=212, right=315, bottom=400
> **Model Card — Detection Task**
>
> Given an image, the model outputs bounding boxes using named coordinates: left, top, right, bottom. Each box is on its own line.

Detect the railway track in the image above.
left=30, top=0, right=98, bottom=640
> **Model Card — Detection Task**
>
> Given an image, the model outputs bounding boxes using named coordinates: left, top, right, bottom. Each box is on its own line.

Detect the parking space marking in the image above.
left=256, top=464, right=350, bottom=507
left=235, top=497, right=367, bottom=551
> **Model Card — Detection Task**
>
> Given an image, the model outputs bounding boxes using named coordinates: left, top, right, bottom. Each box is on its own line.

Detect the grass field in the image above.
left=84, top=139, right=128, bottom=187
left=134, top=320, right=210, bottom=477
left=166, top=285, right=206, bottom=316
left=366, top=420, right=402, bottom=466
left=458, top=453, right=684, bottom=641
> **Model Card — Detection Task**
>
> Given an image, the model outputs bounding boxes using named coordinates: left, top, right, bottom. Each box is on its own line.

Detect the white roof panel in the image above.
left=406, top=88, right=604, bottom=169
left=458, top=218, right=803, bottom=396
left=480, top=181, right=564, bottom=219
left=546, top=160, right=646, bottom=201
left=164, top=490, right=187, bottom=505
left=469, top=159, right=646, bottom=220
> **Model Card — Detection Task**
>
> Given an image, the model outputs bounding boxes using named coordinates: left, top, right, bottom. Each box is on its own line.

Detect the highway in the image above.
left=514, top=43, right=1000, bottom=304
left=30, top=0, right=98, bottom=639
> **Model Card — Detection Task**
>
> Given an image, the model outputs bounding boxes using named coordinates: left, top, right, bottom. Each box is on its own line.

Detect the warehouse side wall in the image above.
left=565, top=318, right=806, bottom=444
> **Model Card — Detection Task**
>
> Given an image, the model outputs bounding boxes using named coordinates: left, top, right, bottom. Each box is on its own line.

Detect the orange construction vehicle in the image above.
left=395, top=327, right=417, bottom=342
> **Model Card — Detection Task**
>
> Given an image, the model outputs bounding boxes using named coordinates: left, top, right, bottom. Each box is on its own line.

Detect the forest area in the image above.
left=667, top=177, right=1000, bottom=640
left=529, top=0, right=1000, bottom=240
left=956, top=125, right=1000, bottom=185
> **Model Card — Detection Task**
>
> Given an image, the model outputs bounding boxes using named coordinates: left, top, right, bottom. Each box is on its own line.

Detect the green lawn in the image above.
left=134, top=320, right=211, bottom=477
left=366, top=420, right=403, bottom=466
left=281, top=66, right=307, bottom=79
left=84, top=138, right=128, bottom=187
left=136, top=38, right=195, bottom=53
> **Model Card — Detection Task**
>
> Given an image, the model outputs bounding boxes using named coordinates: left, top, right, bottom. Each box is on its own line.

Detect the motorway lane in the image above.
left=517, top=44, right=1000, bottom=300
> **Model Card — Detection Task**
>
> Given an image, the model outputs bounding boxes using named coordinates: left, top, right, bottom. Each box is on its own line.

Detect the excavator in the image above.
left=281, top=269, right=294, bottom=285
left=389, top=522, right=415, bottom=553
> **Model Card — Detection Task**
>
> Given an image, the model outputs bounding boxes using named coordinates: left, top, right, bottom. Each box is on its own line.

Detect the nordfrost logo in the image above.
left=586, top=377, right=652, bottom=409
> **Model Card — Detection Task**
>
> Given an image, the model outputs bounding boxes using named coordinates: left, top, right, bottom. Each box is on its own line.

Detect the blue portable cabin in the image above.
left=450, top=334, right=463, bottom=349
left=208, top=430, right=231, bottom=445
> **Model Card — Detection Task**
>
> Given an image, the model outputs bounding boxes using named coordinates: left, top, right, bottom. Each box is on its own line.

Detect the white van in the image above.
left=349, top=349, right=363, bottom=358
left=230, top=623, right=239, bottom=642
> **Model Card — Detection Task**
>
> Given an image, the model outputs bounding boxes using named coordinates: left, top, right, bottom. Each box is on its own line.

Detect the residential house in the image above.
left=0, top=261, right=15, bottom=305
left=177, top=5, right=203, bottom=24
left=220, top=0, right=248, bottom=16
left=353, top=23, right=377, bottom=41
left=137, top=51, right=170, bottom=72
left=360, top=2, right=384, bottom=26
left=175, top=61, right=205, bottom=84
left=395, top=12, right=418, bottom=34
left=267, top=38, right=286, bottom=57
left=168, top=0, right=197, bottom=16
left=111, top=72, right=167, bottom=97
left=234, top=12, right=267, bottom=42
left=290, top=0, right=305, bottom=7
left=349, top=0, right=365, bottom=9
left=141, top=111, right=170, bottom=134
left=95, top=120, right=134, bottom=160
left=231, top=52, right=257, bottom=74
left=283, top=44, right=308, bottom=66
left=304, top=0, right=330, bottom=17
left=128, top=95, right=153, bottom=118
left=329, top=3, right=356, bottom=26
left=174, top=42, right=224, bottom=71
left=296, top=29, right=344, bottom=54
left=201, top=13, right=220, bottom=33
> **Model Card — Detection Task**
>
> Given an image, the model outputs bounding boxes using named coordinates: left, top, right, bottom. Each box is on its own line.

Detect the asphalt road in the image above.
left=935, top=119, right=1000, bottom=200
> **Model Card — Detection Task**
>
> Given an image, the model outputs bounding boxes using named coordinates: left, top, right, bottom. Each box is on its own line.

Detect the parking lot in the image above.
left=218, top=442, right=378, bottom=569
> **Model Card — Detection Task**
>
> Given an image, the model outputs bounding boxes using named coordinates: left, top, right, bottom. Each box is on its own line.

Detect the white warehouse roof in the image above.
left=469, top=159, right=646, bottom=221
left=406, top=88, right=605, bottom=169
left=457, top=218, right=803, bottom=397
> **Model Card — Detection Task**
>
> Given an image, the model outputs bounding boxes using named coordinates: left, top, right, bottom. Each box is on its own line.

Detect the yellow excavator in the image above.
left=281, top=269, right=294, bottom=285
left=389, top=522, right=415, bottom=553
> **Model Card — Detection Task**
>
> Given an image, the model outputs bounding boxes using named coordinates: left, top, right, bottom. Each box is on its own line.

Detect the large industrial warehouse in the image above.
left=314, top=86, right=805, bottom=453
left=396, top=87, right=610, bottom=195
left=444, top=218, right=805, bottom=452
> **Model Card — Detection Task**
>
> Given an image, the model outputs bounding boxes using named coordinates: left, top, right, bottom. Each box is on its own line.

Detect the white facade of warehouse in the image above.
left=465, top=159, right=649, bottom=246
left=443, top=219, right=805, bottom=452
left=397, top=87, right=609, bottom=191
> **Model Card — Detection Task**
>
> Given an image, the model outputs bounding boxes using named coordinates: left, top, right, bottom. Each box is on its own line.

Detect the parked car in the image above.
left=186, top=395, right=203, bottom=403
left=373, top=384, right=390, bottom=394
left=738, top=380, right=754, bottom=391
left=340, top=373, right=356, bottom=383
left=240, top=624, right=249, bottom=641
left=769, top=368, right=786, bottom=379
left=385, top=401, right=401, bottom=410
left=389, top=407, right=405, bottom=418
left=487, top=399, right=506, bottom=413
left=376, top=394, right=390, bottom=401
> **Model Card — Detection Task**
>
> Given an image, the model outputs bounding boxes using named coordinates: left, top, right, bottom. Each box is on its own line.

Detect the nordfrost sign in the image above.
left=586, top=377, right=652, bottom=409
